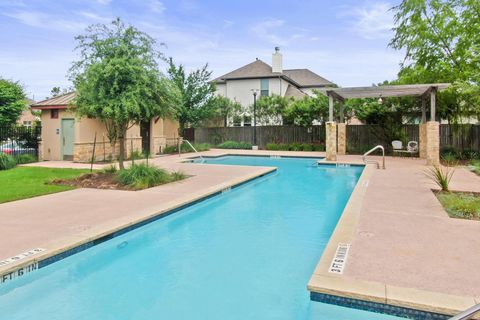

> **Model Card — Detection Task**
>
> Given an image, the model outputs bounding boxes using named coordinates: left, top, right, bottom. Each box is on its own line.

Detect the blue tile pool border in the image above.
left=2, top=168, right=277, bottom=281
left=310, top=292, right=450, bottom=320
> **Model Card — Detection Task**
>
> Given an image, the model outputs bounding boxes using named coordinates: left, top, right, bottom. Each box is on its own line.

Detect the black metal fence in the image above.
left=191, top=124, right=480, bottom=154
left=0, top=126, right=41, bottom=157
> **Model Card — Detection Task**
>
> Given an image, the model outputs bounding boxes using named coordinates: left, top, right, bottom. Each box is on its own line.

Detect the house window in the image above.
left=243, top=116, right=252, bottom=126
left=260, top=79, right=269, bottom=96
left=51, top=109, right=59, bottom=119
left=23, top=121, right=32, bottom=127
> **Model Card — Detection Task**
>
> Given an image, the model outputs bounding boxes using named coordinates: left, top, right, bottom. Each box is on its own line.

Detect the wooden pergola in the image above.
left=323, top=83, right=450, bottom=165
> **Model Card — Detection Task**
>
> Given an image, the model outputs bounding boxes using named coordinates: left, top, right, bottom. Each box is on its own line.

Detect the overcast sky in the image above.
left=0, top=0, right=404, bottom=100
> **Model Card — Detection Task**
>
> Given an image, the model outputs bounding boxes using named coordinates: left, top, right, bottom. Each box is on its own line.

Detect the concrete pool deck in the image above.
left=2, top=150, right=480, bottom=316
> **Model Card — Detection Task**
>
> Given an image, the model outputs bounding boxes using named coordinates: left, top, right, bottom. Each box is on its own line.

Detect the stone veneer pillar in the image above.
left=326, top=121, right=337, bottom=161
left=419, top=123, right=427, bottom=159
left=425, top=121, right=440, bottom=166
left=337, top=123, right=346, bottom=155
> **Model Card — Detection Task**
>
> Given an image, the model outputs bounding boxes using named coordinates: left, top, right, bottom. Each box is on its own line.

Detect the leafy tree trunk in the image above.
left=110, top=141, right=116, bottom=162
left=118, top=129, right=126, bottom=170
left=178, top=120, right=186, bottom=137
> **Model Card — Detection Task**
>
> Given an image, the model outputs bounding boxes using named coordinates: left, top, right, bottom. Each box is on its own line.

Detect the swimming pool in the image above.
left=0, top=156, right=404, bottom=319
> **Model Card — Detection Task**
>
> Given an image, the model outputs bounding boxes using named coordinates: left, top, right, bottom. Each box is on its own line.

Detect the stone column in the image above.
left=419, top=123, right=427, bottom=159
left=326, top=121, right=337, bottom=161
left=425, top=121, right=440, bottom=165
left=337, top=122, right=346, bottom=155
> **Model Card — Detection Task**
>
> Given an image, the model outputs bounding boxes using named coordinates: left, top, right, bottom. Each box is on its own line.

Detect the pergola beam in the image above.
left=324, top=83, right=449, bottom=100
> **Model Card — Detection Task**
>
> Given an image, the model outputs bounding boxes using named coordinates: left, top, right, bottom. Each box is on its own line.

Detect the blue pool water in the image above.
left=0, top=156, right=404, bottom=319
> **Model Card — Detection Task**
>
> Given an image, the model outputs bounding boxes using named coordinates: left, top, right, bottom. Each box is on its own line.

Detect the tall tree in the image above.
left=210, top=96, right=241, bottom=127
left=283, top=91, right=329, bottom=126
left=167, top=58, right=217, bottom=132
left=69, top=18, right=177, bottom=169
left=0, top=78, right=26, bottom=127
left=390, top=0, right=480, bottom=121
left=252, top=94, right=291, bottom=125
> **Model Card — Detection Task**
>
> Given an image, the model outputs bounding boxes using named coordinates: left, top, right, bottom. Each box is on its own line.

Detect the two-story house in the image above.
left=214, top=47, right=335, bottom=126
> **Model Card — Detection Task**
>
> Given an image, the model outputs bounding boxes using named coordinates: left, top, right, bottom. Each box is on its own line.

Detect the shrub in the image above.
left=313, top=144, right=325, bottom=151
left=128, top=150, right=145, bottom=160
left=460, top=149, right=479, bottom=160
left=163, top=145, right=178, bottom=154
left=441, top=153, right=457, bottom=166
left=302, top=143, right=313, bottom=151
left=436, top=192, right=480, bottom=220
left=424, top=165, right=454, bottom=192
left=0, top=153, right=16, bottom=170
left=217, top=140, right=252, bottom=149
left=181, top=142, right=211, bottom=153
left=290, top=143, right=302, bottom=151
left=116, top=163, right=185, bottom=190
left=14, top=154, right=38, bottom=164
left=170, top=171, right=187, bottom=181
left=163, top=142, right=211, bottom=154
left=469, top=160, right=480, bottom=175
left=266, top=143, right=280, bottom=151
left=102, top=164, right=118, bottom=174
left=266, top=143, right=323, bottom=152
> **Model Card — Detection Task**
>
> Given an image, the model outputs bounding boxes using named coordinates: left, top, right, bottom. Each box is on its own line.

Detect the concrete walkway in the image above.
left=343, top=156, right=480, bottom=298
left=2, top=150, right=480, bottom=308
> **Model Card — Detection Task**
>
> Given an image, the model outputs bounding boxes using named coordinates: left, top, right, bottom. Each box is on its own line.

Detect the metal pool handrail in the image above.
left=449, top=303, right=480, bottom=320
left=362, top=145, right=385, bottom=169
left=181, top=139, right=204, bottom=162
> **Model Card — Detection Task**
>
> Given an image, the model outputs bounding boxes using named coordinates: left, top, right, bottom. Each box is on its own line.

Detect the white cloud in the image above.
left=148, top=0, right=166, bottom=13
left=223, top=19, right=234, bottom=28
left=96, top=0, right=112, bottom=5
left=251, top=19, right=287, bottom=46
left=344, top=2, right=394, bottom=40
left=4, top=11, right=87, bottom=32
left=250, top=19, right=321, bottom=47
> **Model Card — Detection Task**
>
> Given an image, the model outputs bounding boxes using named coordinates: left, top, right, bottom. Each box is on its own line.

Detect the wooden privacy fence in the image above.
left=194, top=126, right=326, bottom=148
left=440, top=124, right=480, bottom=152
left=192, top=124, right=479, bottom=153
left=346, top=125, right=419, bottom=154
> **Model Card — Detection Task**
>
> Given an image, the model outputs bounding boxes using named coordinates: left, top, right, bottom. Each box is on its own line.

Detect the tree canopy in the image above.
left=0, top=78, right=26, bottom=127
left=390, top=0, right=480, bottom=122
left=69, top=18, right=178, bottom=169
left=167, top=58, right=217, bottom=131
left=210, top=95, right=241, bottom=127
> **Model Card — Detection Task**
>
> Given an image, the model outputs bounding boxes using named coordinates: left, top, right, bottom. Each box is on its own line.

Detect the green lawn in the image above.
left=436, top=191, right=480, bottom=220
left=0, top=167, right=91, bottom=204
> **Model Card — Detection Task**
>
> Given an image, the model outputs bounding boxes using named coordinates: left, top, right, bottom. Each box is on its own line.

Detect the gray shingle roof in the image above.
left=31, top=92, right=76, bottom=107
left=283, top=69, right=333, bottom=87
left=214, top=60, right=334, bottom=88
left=284, top=84, right=307, bottom=99
left=213, top=59, right=275, bottom=82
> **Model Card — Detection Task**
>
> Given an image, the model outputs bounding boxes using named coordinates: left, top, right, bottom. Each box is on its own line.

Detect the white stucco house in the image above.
left=213, top=47, right=335, bottom=126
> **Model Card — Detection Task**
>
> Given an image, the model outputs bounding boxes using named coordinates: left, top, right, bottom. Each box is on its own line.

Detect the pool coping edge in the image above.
left=307, top=163, right=478, bottom=318
left=0, top=165, right=277, bottom=285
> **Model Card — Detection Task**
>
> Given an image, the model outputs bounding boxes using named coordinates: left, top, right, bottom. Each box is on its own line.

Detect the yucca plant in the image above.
left=425, top=165, right=455, bottom=192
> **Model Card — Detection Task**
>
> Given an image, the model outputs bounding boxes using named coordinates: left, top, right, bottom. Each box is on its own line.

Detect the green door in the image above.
left=61, top=119, right=75, bottom=160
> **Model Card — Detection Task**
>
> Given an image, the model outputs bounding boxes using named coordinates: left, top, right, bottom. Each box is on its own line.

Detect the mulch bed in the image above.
left=51, top=172, right=132, bottom=190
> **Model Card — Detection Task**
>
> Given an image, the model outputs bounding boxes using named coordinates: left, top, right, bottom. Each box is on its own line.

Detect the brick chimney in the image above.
left=272, top=47, right=283, bottom=73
